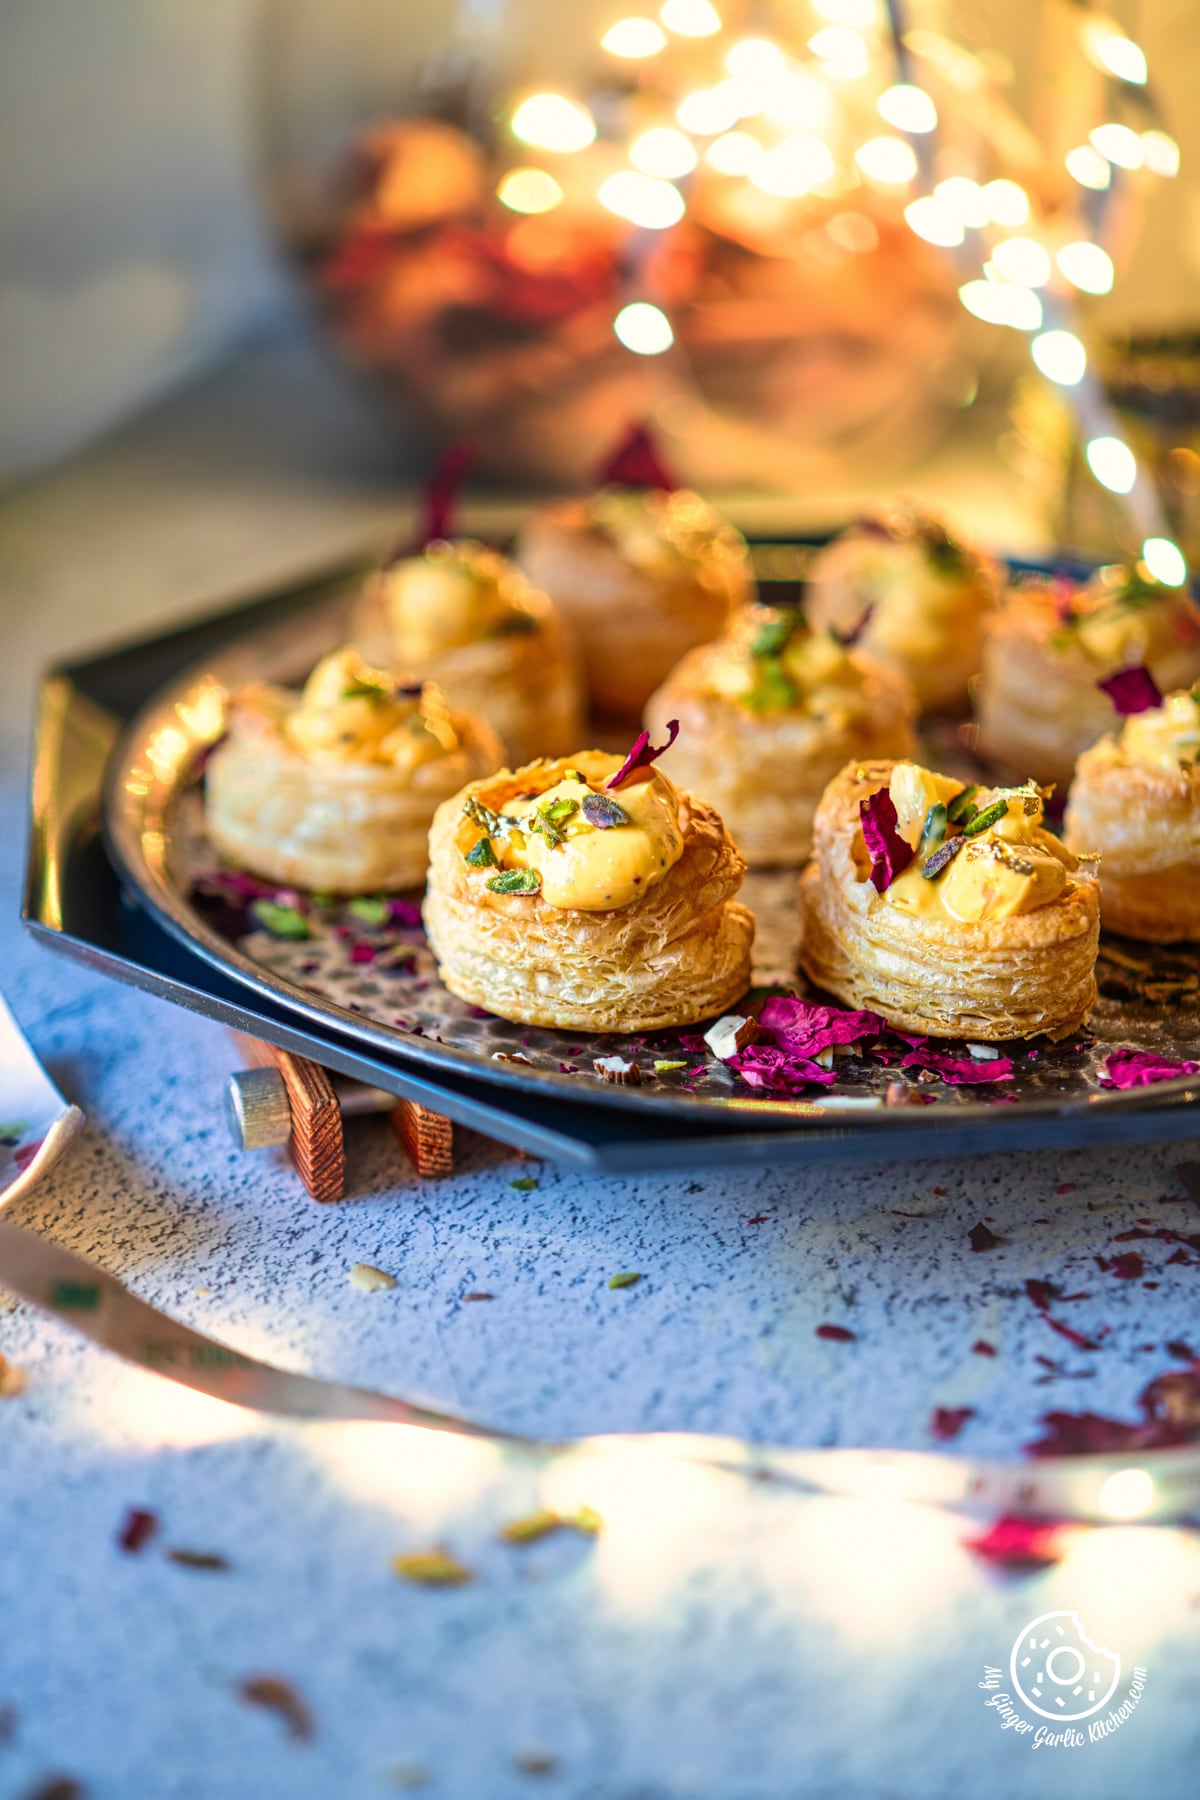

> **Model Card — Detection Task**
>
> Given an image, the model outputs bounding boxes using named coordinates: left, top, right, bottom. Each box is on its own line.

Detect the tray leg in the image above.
left=389, top=1100, right=454, bottom=1177
left=231, top=1033, right=344, bottom=1203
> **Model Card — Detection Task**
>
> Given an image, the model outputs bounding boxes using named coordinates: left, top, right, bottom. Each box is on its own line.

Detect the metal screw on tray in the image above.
left=223, top=1034, right=454, bottom=1200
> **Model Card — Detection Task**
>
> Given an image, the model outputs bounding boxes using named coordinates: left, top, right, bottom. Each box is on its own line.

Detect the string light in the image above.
left=629, top=127, right=697, bottom=179
left=602, top=18, right=668, bottom=58
left=855, top=136, right=918, bottom=184
left=704, top=131, right=762, bottom=176
left=812, top=0, right=877, bottom=24
left=1096, top=1468, right=1155, bottom=1520
left=750, top=132, right=836, bottom=197
left=497, top=168, right=564, bottom=214
left=1066, top=145, right=1111, bottom=190
left=877, top=84, right=938, bottom=134
left=1081, top=22, right=1148, bottom=86
left=958, top=280, right=1043, bottom=331
left=981, top=179, right=1030, bottom=226
left=990, top=236, right=1051, bottom=287
left=1086, top=436, right=1138, bottom=494
left=1057, top=241, right=1115, bottom=295
left=1031, top=329, right=1087, bottom=386
left=904, top=195, right=964, bottom=248
left=598, top=171, right=685, bottom=228
left=726, top=38, right=788, bottom=81
left=511, top=94, right=596, bottom=153
left=1089, top=122, right=1144, bottom=170
left=1142, top=131, right=1181, bottom=178
left=613, top=301, right=674, bottom=353
left=658, top=0, right=721, bottom=37
left=807, top=27, right=870, bottom=77
left=1141, top=538, right=1187, bottom=586
left=676, top=85, right=741, bottom=135
left=933, top=177, right=990, bottom=230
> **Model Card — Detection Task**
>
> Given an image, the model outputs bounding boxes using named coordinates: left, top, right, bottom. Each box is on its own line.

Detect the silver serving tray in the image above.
left=99, top=554, right=1200, bottom=1137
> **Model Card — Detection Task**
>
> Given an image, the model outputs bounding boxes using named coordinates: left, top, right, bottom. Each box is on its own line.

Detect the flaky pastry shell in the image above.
left=515, top=505, right=750, bottom=716
left=798, top=761, right=1100, bottom=1039
left=206, top=685, right=503, bottom=894
left=423, top=757, right=755, bottom=1031
left=352, top=579, right=584, bottom=766
left=975, top=589, right=1200, bottom=789
left=643, top=650, right=916, bottom=866
left=1065, top=749, right=1200, bottom=942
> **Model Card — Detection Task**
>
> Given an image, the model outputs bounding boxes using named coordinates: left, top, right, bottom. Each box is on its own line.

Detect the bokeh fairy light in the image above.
left=488, top=1, right=1180, bottom=565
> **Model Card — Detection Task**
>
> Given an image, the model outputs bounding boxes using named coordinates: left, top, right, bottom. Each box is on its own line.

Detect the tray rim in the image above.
left=94, top=547, right=1200, bottom=1137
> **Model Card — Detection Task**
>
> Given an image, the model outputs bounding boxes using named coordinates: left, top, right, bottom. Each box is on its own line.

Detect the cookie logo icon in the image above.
left=1010, top=1611, right=1122, bottom=1722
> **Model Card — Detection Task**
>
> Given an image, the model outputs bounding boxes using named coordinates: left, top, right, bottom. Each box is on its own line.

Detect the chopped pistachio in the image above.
left=945, top=785, right=978, bottom=825
left=500, top=1509, right=563, bottom=1544
left=918, top=802, right=947, bottom=853
left=248, top=899, right=311, bottom=939
left=465, top=836, right=498, bottom=868
left=347, top=895, right=391, bottom=927
left=463, top=795, right=503, bottom=836
left=921, top=836, right=965, bottom=880
left=743, top=656, right=798, bottom=714
left=962, top=798, right=1008, bottom=837
left=392, top=1548, right=472, bottom=1586
left=607, top=1271, right=642, bottom=1289
left=569, top=1504, right=602, bottom=1534
left=510, top=1176, right=538, bottom=1191
left=581, top=793, right=630, bottom=829
left=653, top=1059, right=687, bottom=1073
left=750, top=611, right=799, bottom=659
left=487, top=868, right=542, bottom=895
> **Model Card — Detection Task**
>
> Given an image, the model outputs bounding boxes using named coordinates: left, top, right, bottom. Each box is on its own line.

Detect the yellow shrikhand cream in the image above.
left=587, top=487, right=748, bottom=585
left=699, top=608, right=870, bottom=721
left=378, top=540, right=544, bottom=658
left=880, top=762, right=1075, bottom=924
left=283, top=648, right=459, bottom=768
left=462, top=754, right=684, bottom=909
left=1117, top=688, right=1200, bottom=773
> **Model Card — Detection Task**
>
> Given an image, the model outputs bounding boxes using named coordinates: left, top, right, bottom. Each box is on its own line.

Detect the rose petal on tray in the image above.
left=1100, top=1049, right=1200, bottom=1089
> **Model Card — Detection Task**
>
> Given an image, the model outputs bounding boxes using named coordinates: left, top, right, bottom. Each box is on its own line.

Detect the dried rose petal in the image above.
left=118, top=1508, right=158, bottom=1554
left=1110, top=1251, right=1145, bottom=1280
left=729, top=1045, right=837, bottom=1092
left=972, top=1340, right=998, bottom=1357
left=238, top=1674, right=315, bottom=1742
left=607, top=721, right=680, bottom=790
left=931, top=1405, right=976, bottom=1441
left=963, top=1514, right=1064, bottom=1568
left=901, top=1049, right=1015, bottom=1086
left=815, top=1323, right=856, bottom=1342
left=1101, top=1049, right=1200, bottom=1089
left=1097, top=664, right=1163, bottom=715
left=758, top=996, right=882, bottom=1059
left=1040, top=1314, right=1100, bottom=1353
left=1025, top=1407, right=1190, bottom=1457
left=600, top=421, right=677, bottom=490
left=417, top=443, right=474, bottom=547
left=969, top=1223, right=999, bottom=1252
left=858, top=787, right=914, bottom=892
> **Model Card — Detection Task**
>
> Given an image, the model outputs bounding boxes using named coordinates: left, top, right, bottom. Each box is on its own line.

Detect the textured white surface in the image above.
left=0, top=351, right=1198, bottom=1799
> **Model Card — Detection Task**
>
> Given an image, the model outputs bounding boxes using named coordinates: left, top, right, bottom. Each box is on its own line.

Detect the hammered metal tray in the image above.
left=95, top=547, right=1200, bottom=1138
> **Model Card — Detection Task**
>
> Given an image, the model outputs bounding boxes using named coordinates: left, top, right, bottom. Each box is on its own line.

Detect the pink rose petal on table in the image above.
left=1097, top=664, right=1163, bottom=715
left=931, top=1405, right=976, bottom=1441
left=963, top=1515, right=1065, bottom=1569
left=1100, top=1049, right=1200, bottom=1089
left=858, top=787, right=914, bottom=892
left=901, top=1049, right=1015, bottom=1085
left=815, top=1323, right=856, bottom=1342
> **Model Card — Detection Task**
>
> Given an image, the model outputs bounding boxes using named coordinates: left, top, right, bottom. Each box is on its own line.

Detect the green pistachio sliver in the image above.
left=540, top=797, right=579, bottom=826
left=921, top=836, right=965, bottom=880
left=962, top=798, right=1008, bottom=837
left=750, top=612, right=799, bottom=659
left=945, top=785, right=978, bottom=825
left=607, top=1272, right=642, bottom=1290
left=464, top=837, right=498, bottom=868
left=463, top=796, right=502, bottom=836
left=581, top=793, right=629, bottom=829
left=347, top=896, right=391, bottom=927
left=486, top=868, right=541, bottom=895
left=743, top=656, right=798, bottom=714
left=919, top=801, right=947, bottom=852
left=249, top=899, right=311, bottom=939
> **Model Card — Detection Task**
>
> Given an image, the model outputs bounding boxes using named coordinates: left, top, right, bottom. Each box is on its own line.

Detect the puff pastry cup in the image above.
left=205, top=647, right=503, bottom=894
left=798, top=759, right=1100, bottom=1040
left=643, top=604, right=917, bottom=866
left=423, top=748, right=754, bottom=1031
left=1064, top=686, right=1200, bottom=942
left=352, top=538, right=585, bottom=766
left=515, top=487, right=751, bottom=717
left=806, top=506, right=1000, bottom=714
left=975, top=567, right=1200, bottom=789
